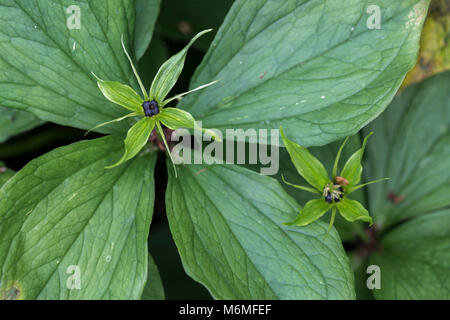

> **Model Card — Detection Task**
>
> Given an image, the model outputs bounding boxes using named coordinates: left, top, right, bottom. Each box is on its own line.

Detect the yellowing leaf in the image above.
left=401, top=12, right=450, bottom=88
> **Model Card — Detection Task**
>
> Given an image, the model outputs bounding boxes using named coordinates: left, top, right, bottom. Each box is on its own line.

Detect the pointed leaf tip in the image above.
left=162, top=80, right=220, bottom=107
left=281, top=174, right=321, bottom=194
left=332, top=136, right=349, bottom=179
left=85, top=111, right=141, bottom=136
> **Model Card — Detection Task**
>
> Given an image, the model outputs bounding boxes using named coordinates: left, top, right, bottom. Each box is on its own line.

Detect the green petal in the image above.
left=106, top=117, right=155, bottom=168
left=158, top=107, right=221, bottom=141
left=149, top=29, right=212, bottom=102
left=285, top=199, right=331, bottom=227
left=161, top=80, right=219, bottom=107
left=340, top=132, right=372, bottom=187
left=85, top=111, right=142, bottom=136
left=280, top=126, right=330, bottom=191
left=93, top=74, right=143, bottom=112
left=336, top=198, right=373, bottom=225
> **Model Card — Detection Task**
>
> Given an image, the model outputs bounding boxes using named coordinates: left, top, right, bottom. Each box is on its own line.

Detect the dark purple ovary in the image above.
left=142, top=100, right=159, bottom=117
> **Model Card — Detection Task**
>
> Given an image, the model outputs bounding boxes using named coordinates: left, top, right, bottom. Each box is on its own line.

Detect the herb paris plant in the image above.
left=92, top=30, right=220, bottom=173
left=280, top=127, right=388, bottom=231
left=0, top=0, right=431, bottom=300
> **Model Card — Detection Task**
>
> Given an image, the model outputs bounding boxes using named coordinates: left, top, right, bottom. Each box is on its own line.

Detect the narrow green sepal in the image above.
left=161, top=80, right=220, bottom=107
left=281, top=174, right=321, bottom=194
left=85, top=111, right=142, bottom=136
left=347, top=177, right=390, bottom=194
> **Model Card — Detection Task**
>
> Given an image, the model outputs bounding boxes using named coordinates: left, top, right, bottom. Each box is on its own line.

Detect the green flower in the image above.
left=280, top=127, right=389, bottom=231
left=90, top=30, right=220, bottom=176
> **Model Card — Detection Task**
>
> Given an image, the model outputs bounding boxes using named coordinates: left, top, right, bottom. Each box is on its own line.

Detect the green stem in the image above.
left=327, top=207, right=337, bottom=233
left=155, top=120, right=177, bottom=178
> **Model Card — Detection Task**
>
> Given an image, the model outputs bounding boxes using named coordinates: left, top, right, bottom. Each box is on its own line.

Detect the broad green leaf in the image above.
left=141, top=253, right=165, bottom=300
left=0, top=135, right=157, bottom=299
left=364, top=71, right=450, bottom=229
left=149, top=29, right=211, bottom=102
left=370, top=209, right=450, bottom=299
left=148, top=223, right=212, bottom=299
left=166, top=163, right=355, bottom=299
left=281, top=127, right=329, bottom=191
left=0, top=107, right=44, bottom=143
left=336, top=198, right=373, bottom=225
left=179, top=0, right=430, bottom=147
left=158, top=107, right=220, bottom=140
left=158, top=0, right=234, bottom=51
left=0, top=0, right=139, bottom=133
left=134, top=0, right=161, bottom=60
left=0, top=162, right=14, bottom=188
left=286, top=199, right=330, bottom=226
left=107, top=117, right=155, bottom=168
left=95, top=78, right=144, bottom=112
left=340, top=133, right=372, bottom=188
left=121, top=35, right=148, bottom=100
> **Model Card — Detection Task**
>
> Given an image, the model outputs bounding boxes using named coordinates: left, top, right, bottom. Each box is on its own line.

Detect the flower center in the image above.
left=323, top=183, right=343, bottom=204
left=142, top=100, right=159, bottom=117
